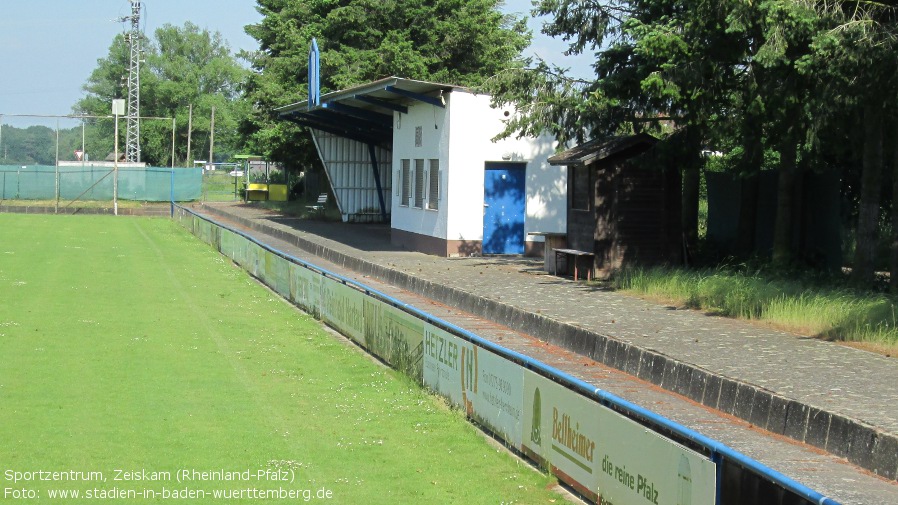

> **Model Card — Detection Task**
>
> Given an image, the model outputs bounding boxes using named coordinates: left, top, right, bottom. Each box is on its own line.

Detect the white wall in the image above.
left=390, top=99, right=450, bottom=238
left=390, top=90, right=566, bottom=245
left=445, top=92, right=564, bottom=243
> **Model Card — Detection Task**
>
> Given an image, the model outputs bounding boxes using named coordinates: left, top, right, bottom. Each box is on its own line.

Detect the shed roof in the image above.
left=275, top=77, right=468, bottom=146
left=547, top=133, right=658, bottom=167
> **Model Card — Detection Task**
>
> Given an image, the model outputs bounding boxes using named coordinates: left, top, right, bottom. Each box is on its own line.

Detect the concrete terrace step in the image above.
left=194, top=201, right=898, bottom=503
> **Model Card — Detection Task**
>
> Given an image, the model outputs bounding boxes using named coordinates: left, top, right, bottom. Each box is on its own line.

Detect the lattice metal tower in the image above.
left=123, top=1, right=142, bottom=163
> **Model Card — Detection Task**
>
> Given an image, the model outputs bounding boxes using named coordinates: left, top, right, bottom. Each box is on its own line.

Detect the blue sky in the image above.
left=0, top=0, right=592, bottom=128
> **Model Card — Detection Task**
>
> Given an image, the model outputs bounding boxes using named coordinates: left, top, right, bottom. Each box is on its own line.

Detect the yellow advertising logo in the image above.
left=551, top=407, right=596, bottom=471
left=460, top=346, right=477, bottom=416
left=530, top=387, right=542, bottom=445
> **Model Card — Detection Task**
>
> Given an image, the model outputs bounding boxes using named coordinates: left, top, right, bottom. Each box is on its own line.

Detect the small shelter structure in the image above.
left=547, top=133, right=682, bottom=277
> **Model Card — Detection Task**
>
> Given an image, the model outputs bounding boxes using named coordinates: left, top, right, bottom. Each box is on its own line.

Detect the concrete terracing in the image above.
left=196, top=201, right=898, bottom=504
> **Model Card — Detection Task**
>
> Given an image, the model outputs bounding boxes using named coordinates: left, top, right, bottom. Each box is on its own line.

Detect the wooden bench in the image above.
left=305, top=193, right=328, bottom=214
left=553, top=248, right=596, bottom=281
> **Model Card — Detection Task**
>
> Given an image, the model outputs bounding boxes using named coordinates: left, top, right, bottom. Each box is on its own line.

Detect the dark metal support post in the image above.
left=170, top=169, right=175, bottom=217
left=368, top=144, right=388, bottom=222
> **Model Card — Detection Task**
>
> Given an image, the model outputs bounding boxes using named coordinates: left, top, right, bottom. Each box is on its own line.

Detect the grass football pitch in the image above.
left=0, top=215, right=563, bottom=504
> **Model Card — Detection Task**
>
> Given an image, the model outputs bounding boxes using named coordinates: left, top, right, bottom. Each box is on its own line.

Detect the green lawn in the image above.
left=0, top=215, right=562, bottom=504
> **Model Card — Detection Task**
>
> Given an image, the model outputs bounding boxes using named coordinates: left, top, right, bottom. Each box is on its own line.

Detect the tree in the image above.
left=801, top=0, right=898, bottom=285
left=0, top=125, right=57, bottom=165
left=745, top=0, right=822, bottom=265
left=240, top=0, right=531, bottom=170
left=485, top=0, right=749, bottom=254
left=486, top=0, right=898, bottom=278
left=75, top=22, right=249, bottom=167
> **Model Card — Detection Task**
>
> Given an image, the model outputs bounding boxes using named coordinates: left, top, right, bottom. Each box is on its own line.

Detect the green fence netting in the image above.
left=0, top=165, right=202, bottom=201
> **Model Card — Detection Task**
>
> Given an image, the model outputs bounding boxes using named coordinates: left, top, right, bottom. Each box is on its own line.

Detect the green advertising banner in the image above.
left=232, top=232, right=251, bottom=270
left=188, top=214, right=223, bottom=256
left=219, top=227, right=236, bottom=260
left=523, top=371, right=716, bottom=505
left=195, top=218, right=217, bottom=247
left=210, top=222, right=221, bottom=251
left=422, top=324, right=469, bottom=405
left=289, top=262, right=321, bottom=318
left=246, top=240, right=263, bottom=279
left=471, top=347, right=524, bottom=450
left=235, top=234, right=252, bottom=272
left=362, top=299, right=424, bottom=382
left=219, top=228, right=249, bottom=269
left=319, top=280, right=367, bottom=344
left=422, top=324, right=524, bottom=449
left=263, top=251, right=291, bottom=299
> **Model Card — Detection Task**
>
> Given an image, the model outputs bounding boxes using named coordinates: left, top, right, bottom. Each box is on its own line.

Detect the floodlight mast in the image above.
left=123, top=0, right=142, bottom=163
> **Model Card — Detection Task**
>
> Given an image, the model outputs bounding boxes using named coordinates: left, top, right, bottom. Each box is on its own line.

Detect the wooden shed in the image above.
left=547, top=133, right=682, bottom=277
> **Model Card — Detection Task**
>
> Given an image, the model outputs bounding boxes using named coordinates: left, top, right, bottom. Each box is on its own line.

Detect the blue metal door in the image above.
left=482, top=163, right=526, bottom=254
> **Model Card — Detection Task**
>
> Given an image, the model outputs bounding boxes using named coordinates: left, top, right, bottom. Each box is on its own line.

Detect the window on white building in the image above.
left=400, top=159, right=410, bottom=206
left=427, top=160, right=440, bottom=210
left=414, top=159, right=425, bottom=208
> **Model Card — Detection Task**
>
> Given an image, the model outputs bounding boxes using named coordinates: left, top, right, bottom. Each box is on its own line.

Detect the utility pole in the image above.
left=112, top=100, right=125, bottom=215
left=55, top=119, right=59, bottom=213
left=121, top=0, right=142, bottom=163
left=171, top=117, right=176, bottom=168
left=186, top=104, right=192, bottom=166
left=208, top=106, right=215, bottom=170
left=81, top=116, right=86, bottom=164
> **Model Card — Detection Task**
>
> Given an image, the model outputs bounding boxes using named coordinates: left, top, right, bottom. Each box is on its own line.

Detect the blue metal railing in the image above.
left=173, top=204, right=839, bottom=505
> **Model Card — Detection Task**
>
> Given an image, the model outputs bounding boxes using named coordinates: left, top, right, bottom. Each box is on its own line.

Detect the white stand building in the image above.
left=276, top=76, right=565, bottom=257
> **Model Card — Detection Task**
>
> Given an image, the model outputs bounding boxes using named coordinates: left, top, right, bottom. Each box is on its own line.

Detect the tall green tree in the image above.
left=747, top=0, right=823, bottom=265
left=485, top=0, right=748, bottom=253
left=802, top=0, right=898, bottom=285
left=240, top=0, right=531, bottom=170
left=0, top=125, right=57, bottom=165
left=75, top=22, right=249, bottom=167
left=486, top=0, right=897, bottom=277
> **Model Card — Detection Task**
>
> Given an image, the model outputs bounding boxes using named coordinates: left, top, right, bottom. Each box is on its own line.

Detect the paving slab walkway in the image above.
left=194, top=202, right=898, bottom=504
